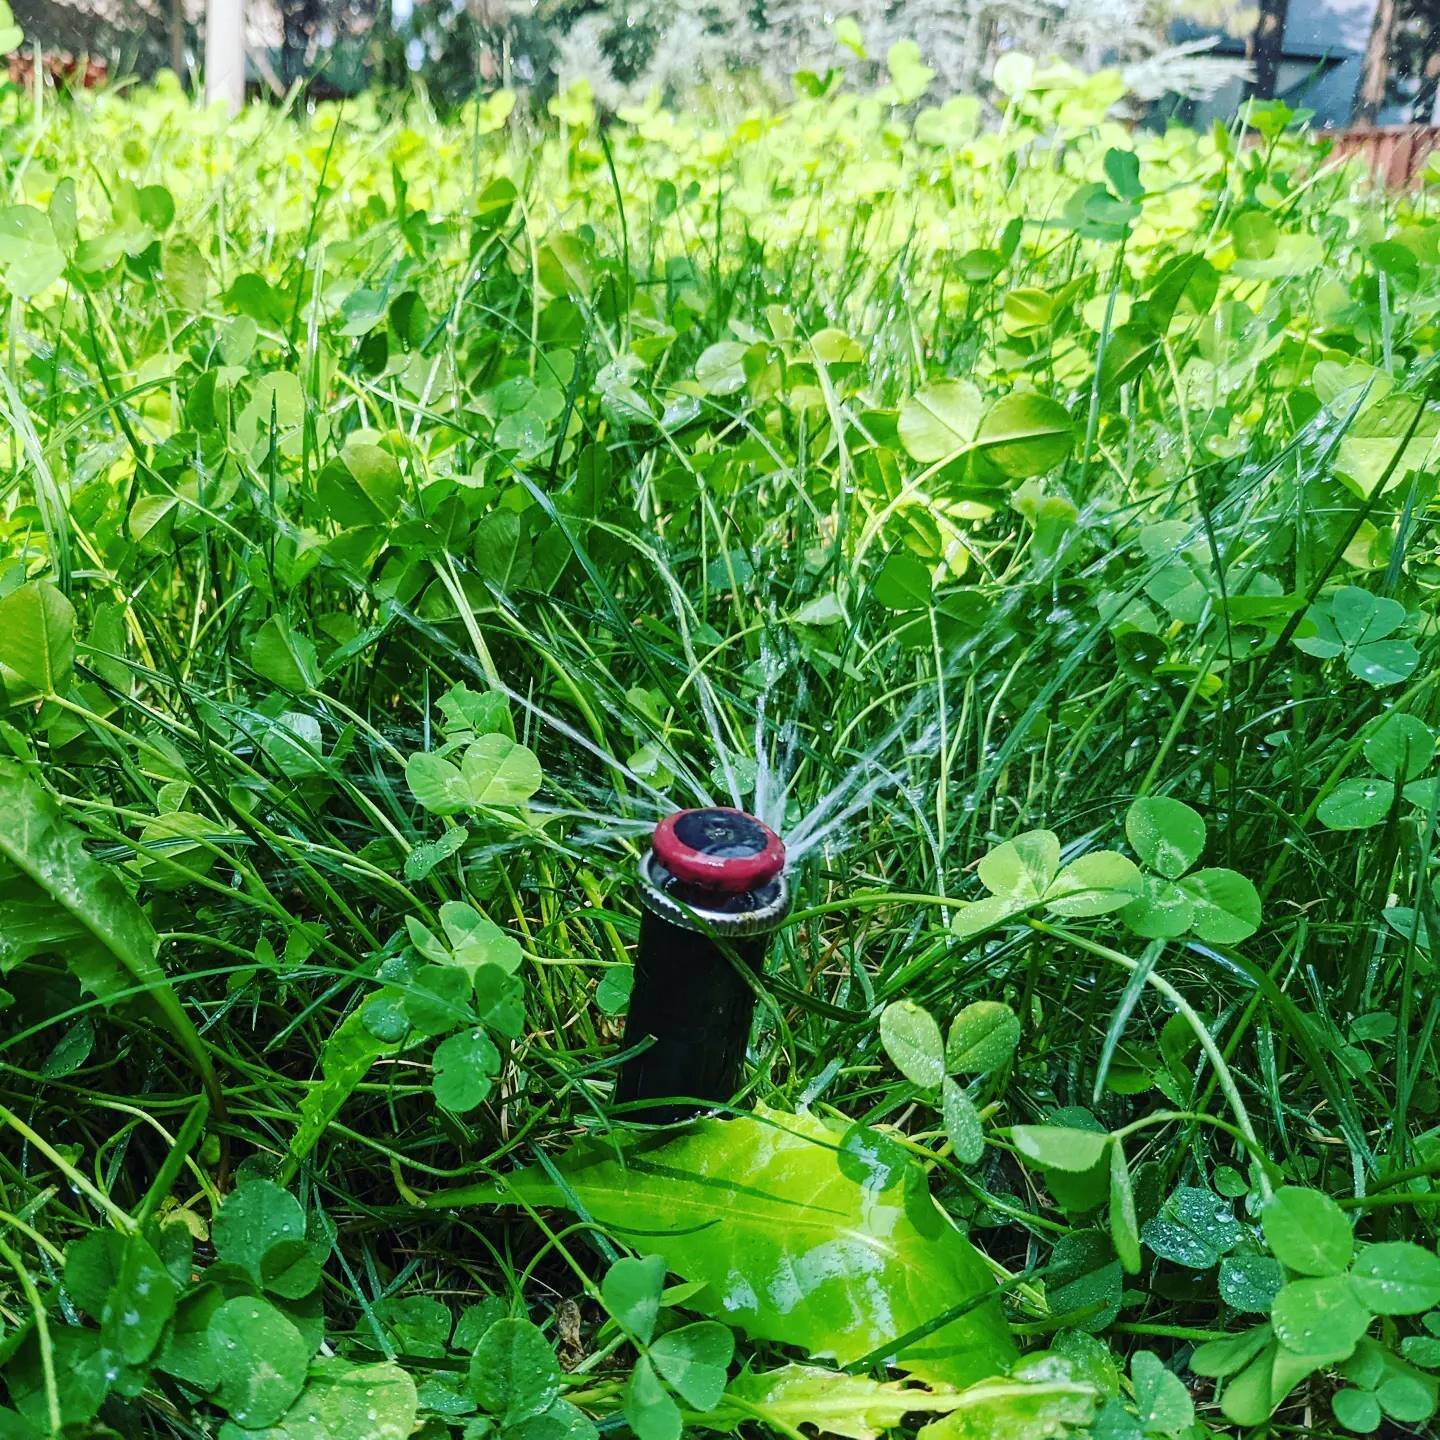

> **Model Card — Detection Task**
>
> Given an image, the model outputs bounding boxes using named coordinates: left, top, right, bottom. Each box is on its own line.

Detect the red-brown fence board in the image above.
left=1328, top=126, right=1440, bottom=187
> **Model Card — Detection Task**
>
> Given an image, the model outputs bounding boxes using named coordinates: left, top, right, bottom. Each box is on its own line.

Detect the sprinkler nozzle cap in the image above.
left=652, top=807, right=785, bottom=894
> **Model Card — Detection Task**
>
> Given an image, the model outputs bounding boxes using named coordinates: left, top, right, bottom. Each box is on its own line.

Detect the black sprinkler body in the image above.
left=615, top=807, right=790, bottom=1121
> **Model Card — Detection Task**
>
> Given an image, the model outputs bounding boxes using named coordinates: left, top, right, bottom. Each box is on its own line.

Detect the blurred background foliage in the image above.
left=8, top=0, right=1260, bottom=111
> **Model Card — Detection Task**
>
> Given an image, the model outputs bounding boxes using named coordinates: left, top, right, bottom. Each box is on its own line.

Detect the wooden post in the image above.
left=205, top=0, right=245, bottom=112
left=1357, top=0, right=1398, bottom=124
left=1246, top=0, right=1291, bottom=100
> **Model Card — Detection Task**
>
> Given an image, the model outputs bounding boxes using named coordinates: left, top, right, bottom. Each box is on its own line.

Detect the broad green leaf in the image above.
left=406, top=752, right=472, bottom=815
left=458, top=1108, right=1014, bottom=1386
left=626, top=1355, right=681, bottom=1440
left=1351, top=638, right=1419, bottom=687
left=1377, top=1372, right=1437, bottom=1423
left=973, top=393, right=1074, bottom=478
left=288, top=1005, right=402, bottom=1173
left=650, top=1320, right=734, bottom=1408
left=1046, top=1230, right=1122, bottom=1332
left=1130, top=1351, right=1193, bottom=1435
left=1349, top=1242, right=1440, bottom=1314
left=210, top=1296, right=309, bottom=1427
left=250, top=616, right=318, bottom=694
left=880, top=1000, right=945, bottom=1088
left=0, top=206, right=65, bottom=297
left=439, top=683, right=514, bottom=740
left=99, top=1233, right=176, bottom=1366
left=1400, top=1335, right=1440, bottom=1365
left=914, top=1361, right=1100, bottom=1440
left=992, top=51, right=1035, bottom=97
left=432, top=1026, right=500, bottom=1112
left=1260, top=1187, right=1352, bottom=1277
left=833, top=17, right=866, bottom=57
left=1124, top=797, right=1204, bottom=879
left=1043, top=851, right=1141, bottom=916
left=214, top=1180, right=324, bottom=1298
left=1002, top=287, right=1053, bottom=335
left=469, top=1317, right=562, bottom=1424
left=235, top=1357, right=418, bottom=1440
left=213, top=1180, right=311, bottom=1288
left=1337, top=431, right=1440, bottom=498
left=1218, top=1338, right=1329, bottom=1425
left=942, top=1078, right=984, bottom=1165
left=1141, top=1186, right=1241, bottom=1269
left=475, top=506, right=538, bottom=584
left=1104, top=148, right=1143, bottom=201
left=374, top=1295, right=451, bottom=1357
left=1318, top=778, right=1393, bottom=831
left=163, top=238, right=210, bottom=310
left=694, top=341, right=749, bottom=395
left=238, top=371, right=305, bottom=451
left=403, top=963, right=472, bottom=1036
left=1333, top=1388, right=1383, bottom=1433
left=1190, top=1322, right=1273, bottom=1378
left=63, top=1231, right=124, bottom=1317
left=1120, top=876, right=1194, bottom=939
left=1011, top=1125, right=1110, bottom=1173
left=945, top=1002, right=1019, bottom=1075
left=706, top=1362, right=1098, bottom=1440
left=837, top=1123, right=908, bottom=1194
left=316, top=443, right=404, bottom=526
left=1215, top=1336, right=1284, bottom=1428
left=1271, top=1275, right=1370, bottom=1358
left=1333, top=587, right=1404, bottom=647
left=1364, top=713, right=1434, bottom=781
left=1219, top=1253, right=1284, bottom=1313
left=0, top=580, right=75, bottom=701
left=404, top=826, right=469, bottom=881
left=978, top=831, right=1060, bottom=902
left=603, top=1255, right=666, bottom=1344
left=413, top=901, right=523, bottom=977
left=0, top=764, right=217, bottom=1103
left=704, top=1365, right=931, bottom=1440
left=898, top=380, right=982, bottom=462
left=461, top=734, right=544, bottom=806
left=873, top=552, right=932, bottom=611
left=1175, top=867, right=1261, bottom=943
left=950, top=894, right=1020, bottom=939
left=885, top=40, right=934, bottom=104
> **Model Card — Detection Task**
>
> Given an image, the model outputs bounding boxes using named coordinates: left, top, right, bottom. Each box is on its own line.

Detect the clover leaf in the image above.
left=1119, top=798, right=1260, bottom=943
left=406, top=733, right=543, bottom=814
left=1319, top=712, right=1437, bottom=832
left=1295, top=587, right=1419, bottom=688
left=951, top=828, right=1140, bottom=937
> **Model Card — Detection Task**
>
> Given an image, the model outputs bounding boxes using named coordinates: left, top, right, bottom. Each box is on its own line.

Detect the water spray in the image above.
left=616, top=807, right=790, bottom=1121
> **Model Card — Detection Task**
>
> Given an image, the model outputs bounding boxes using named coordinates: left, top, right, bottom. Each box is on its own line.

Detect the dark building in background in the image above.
left=1187, top=0, right=1381, bottom=126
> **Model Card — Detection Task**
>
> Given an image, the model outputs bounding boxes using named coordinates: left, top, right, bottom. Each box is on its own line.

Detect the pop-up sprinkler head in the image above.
left=616, top=807, right=790, bottom=1120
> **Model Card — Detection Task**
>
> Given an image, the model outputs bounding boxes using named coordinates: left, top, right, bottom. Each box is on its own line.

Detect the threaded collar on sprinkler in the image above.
left=639, top=806, right=790, bottom=935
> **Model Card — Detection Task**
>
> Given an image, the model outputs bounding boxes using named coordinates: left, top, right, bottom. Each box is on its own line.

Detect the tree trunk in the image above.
left=205, top=0, right=245, bottom=111
left=1357, top=0, right=1398, bottom=125
left=1246, top=0, right=1290, bottom=100
left=170, top=0, right=185, bottom=78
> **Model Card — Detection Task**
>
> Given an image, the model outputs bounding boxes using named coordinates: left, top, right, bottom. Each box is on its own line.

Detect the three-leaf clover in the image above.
left=1196, top=1187, right=1440, bottom=1428
left=1121, top=797, right=1260, bottom=943
left=407, top=733, right=543, bottom=814
left=951, top=829, right=1141, bottom=938
left=1318, top=712, right=1436, bottom=831
left=1294, top=586, right=1419, bottom=688
left=605, top=1256, right=735, bottom=1440
left=879, top=998, right=1020, bottom=1166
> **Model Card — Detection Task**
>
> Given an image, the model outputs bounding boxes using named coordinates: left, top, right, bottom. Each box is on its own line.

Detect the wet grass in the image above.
left=1, top=69, right=1439, bottom=1436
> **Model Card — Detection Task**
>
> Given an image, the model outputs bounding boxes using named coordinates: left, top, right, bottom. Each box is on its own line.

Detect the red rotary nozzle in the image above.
left=651, top=807, right=786, bottom=895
